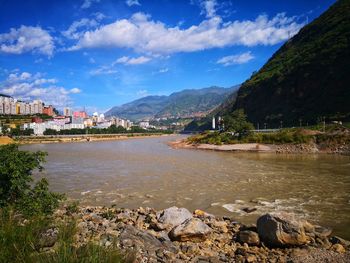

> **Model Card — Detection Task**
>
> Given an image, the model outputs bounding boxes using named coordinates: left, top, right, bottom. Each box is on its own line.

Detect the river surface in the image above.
left=22, top=135, right=350, bottom=239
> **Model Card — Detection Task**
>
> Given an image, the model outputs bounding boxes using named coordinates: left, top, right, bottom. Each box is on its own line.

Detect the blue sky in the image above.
left=0, top=0, right=336, bottom=113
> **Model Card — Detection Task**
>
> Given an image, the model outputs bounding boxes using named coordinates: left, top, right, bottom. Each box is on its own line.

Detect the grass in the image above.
left=0, top=208, right=125, bottom=263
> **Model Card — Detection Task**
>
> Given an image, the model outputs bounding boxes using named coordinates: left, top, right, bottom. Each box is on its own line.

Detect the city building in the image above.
left=73, top=111, right=88, bottom=119
left=139, top=120, right=150, bottom=129
left=63, top=107, right=72, bottom=117
left=43, top=105, right=54, bottom=116
left=0, top=95, right=44, bottom=115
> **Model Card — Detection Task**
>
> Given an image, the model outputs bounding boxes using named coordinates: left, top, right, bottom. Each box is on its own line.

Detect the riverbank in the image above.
left=0, top=136, right=13, bottom=145
left=169, top=139, right=350, bottom=155
left=10, top=133, right=173, bottom=145
left=46, top=205, right=350, bottom=262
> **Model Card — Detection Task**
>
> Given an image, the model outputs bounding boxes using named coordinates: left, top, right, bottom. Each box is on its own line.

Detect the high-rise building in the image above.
left=63, top=107, right=72, bottom=117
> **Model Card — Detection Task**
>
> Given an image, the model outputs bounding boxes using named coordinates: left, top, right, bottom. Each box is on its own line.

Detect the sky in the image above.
left=0, top=0, right=336, bottom=113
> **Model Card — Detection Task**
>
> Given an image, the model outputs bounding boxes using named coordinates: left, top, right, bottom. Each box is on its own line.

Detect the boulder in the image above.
left=156, top=206, right=193, bottom=229
left=239, top=230, right=260, bottom=246
left=257, top=213, right=312, bottom=247
left=169, top=218, right=212, bottom=242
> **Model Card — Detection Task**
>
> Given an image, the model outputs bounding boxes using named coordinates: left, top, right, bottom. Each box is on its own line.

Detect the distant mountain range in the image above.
left=186, top=0, right=350, bottom=131
left=105, top=86, right=238, bottom=121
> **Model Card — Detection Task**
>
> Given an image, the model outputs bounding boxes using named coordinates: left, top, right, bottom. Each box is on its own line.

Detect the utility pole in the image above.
left=299, top=118, right=302, bottom=127
left=280, top=120, right=283, bottom=129
left=257, top=122, right=259, bottom=131
left=323, top=116, right=326, bottom=133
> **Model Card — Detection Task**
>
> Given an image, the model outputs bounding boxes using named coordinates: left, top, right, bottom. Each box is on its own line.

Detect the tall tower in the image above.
left=212, top=117, right=216, bottom=130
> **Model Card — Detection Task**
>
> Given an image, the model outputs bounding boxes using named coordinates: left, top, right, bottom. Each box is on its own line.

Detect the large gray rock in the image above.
left=119, top=225, right=178, bottom=253
left=169, top=218, right=212, bottom=242
left=156, top=206, right=193, bottom=229
left=257, top=213, right=313, bottom=247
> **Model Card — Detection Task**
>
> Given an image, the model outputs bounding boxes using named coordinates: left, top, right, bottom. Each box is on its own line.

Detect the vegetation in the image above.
left=0, top=210, right=124, bottom=263
left=223, top=110, right=254, bottom=137
left=0, top=145, right=124, bottom=262
left=188, top=124, right=350, bottom=146
left=0, top=144, right=63, bottom=215
left=42, top=125, right=172, bottom=136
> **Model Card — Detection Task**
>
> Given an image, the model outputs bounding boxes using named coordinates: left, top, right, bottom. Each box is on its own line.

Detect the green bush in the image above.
left=0, top=144, right=64, bottom=216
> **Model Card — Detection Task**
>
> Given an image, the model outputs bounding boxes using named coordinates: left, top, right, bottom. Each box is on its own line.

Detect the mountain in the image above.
left=105, top=86, right=237, bottom=121
left=105, top=95, right=168, bottom=121
left=213, top=0, right=350, bottom=128
left=155, top=86, right=237, bottom=118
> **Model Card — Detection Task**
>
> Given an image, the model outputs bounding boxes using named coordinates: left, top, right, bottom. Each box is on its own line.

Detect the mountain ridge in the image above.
left=105, top=86, right=238, bottom=121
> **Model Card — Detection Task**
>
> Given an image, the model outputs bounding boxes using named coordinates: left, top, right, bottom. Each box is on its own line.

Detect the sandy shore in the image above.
left=169, top=138, right=350, bottom=155
left=169, top=139, right=275, bottom=153
left=0, top=136, right=14, bottom=145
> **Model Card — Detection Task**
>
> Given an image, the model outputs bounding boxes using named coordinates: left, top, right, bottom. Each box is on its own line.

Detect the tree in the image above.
left=0, top=144, right=64, bottom=216
left=223, top=109, right=254, bottom=137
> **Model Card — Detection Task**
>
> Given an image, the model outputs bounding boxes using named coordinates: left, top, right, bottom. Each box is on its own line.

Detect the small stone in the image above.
left=242, top=207, right=257, bottom=213
left=212, top=221, right=228, bottom=233
left=169, top=218, right=212, bottom=242
left=194, top=209, right=215, bottom=219
left=330, top=236, right=350, bottom=247
left=246, top=255, right=257, bottom=262
left=331, top=244, right=346, bottom=253
left=239, top=230, right=260, bottom=246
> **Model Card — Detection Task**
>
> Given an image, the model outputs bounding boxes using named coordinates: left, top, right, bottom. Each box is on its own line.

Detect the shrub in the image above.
left=0, top=144, right=64, bottom=216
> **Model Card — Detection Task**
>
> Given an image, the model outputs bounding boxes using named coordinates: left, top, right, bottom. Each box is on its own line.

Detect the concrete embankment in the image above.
left=46, top=205, right=350, bottom=262
left=12, top=133, right=172, bottom=145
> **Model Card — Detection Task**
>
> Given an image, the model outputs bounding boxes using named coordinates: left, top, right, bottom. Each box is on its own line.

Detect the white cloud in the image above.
left=69, top=87, right=82, bottom=94
left=201, top=0, right=217, bottom=18
left=136, top=89, right=148, bottom=97
left=68, top=12, right=303, bottom=55
left=0, top=71, right=79, bottom=108
left=114, top=55, right=151, bottom=65
left=0, top=25, right=54, bottom=56
left=217, top=51, right=254, bottom=66
left=158, top=68, right=169, bottom=73
left=62, top=18, right=101, bottom=40
left=89, top=66, right=118, bottom=75
left=81, top=0, right=100, bottom=9
left=126, top=0, right=141, bottom=7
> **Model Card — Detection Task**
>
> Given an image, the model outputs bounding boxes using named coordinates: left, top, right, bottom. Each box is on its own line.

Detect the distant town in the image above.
left=0, top=94, right=164, bottom=135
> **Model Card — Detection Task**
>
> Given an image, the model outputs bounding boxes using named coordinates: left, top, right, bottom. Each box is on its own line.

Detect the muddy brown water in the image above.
left=21, top=135, right=350, bottom=239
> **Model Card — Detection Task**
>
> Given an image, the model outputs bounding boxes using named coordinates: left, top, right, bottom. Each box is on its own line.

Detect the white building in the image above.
left=139, top=120, right=150, bottom=129
left=23, top=121, right=85, bottom=135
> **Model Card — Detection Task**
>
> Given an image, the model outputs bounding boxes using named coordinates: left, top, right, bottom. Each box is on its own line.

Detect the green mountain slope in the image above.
left=155, top=86, right=237, bottom=118
left=218, top=0, right=350, bottom=127
left=105, top=86, right=236, bottom=121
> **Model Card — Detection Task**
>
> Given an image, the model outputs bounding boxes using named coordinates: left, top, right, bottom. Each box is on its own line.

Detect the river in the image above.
left=22, top=135, right=350, bottom=239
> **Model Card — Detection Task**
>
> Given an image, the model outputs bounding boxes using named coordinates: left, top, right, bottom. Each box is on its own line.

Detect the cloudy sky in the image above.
left=0, top=0, right=335, bottom=113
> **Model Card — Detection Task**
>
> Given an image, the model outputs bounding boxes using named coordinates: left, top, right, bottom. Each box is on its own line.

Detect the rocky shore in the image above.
left=44, top=206, right=350, bottom=262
